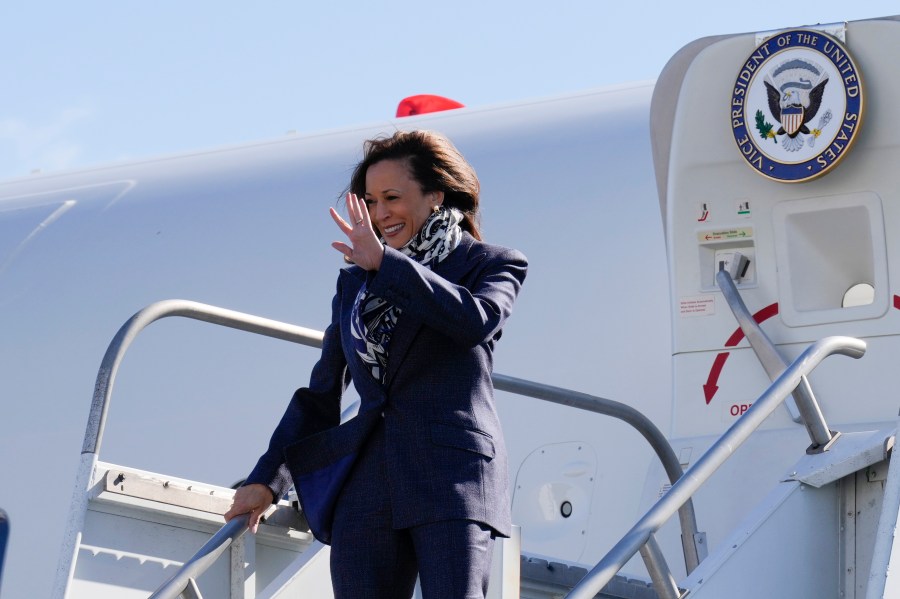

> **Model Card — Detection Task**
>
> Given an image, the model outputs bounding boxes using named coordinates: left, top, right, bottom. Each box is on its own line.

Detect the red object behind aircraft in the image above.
left=396, top=94, right=465, bottom=117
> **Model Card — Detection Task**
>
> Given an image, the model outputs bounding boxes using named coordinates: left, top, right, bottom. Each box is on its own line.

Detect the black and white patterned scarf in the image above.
left=351, top=206, right=464, bottom=383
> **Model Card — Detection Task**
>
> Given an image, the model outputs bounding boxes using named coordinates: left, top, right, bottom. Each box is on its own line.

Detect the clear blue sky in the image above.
left=1, top=2, right=896, bottom=180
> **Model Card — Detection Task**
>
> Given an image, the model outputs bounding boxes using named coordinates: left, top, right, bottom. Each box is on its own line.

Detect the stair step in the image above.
left=521, top=555, right=657, bottom=599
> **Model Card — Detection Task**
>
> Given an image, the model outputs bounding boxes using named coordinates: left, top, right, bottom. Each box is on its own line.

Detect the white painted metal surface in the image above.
left=791, top=429, right=895, bottom=488
left=866, top=419, right=900, bottom=599
left=681, top=480, right=840, bottom=598
left=512, top=442, right=597, bottom=562
left=643, top=16, right=900, bottom=586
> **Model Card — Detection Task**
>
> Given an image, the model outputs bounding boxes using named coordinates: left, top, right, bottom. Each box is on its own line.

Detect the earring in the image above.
left=432, top=204, right=440, bottom=213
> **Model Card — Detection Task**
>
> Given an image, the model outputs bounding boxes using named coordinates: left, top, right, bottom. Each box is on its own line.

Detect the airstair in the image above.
left=53, top=299, right=699, bottom=599
left=54, top=288, right=900, bottom=598
left=562, top=270, right=900, bottom=599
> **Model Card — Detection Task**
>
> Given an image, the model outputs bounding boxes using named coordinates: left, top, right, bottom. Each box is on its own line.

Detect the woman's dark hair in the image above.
left=348, top=130, right=482, bottom=240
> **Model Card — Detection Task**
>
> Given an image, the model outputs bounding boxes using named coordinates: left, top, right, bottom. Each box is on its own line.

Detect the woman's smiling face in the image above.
left=364, top=159, right=443, bottom=250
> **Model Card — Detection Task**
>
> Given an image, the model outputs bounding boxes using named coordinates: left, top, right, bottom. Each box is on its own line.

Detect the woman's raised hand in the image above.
left=330, top=193, right=384, bottom=270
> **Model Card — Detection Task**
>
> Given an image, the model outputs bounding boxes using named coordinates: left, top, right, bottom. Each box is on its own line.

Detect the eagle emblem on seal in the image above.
left=762, top=58, right=830, bottom=152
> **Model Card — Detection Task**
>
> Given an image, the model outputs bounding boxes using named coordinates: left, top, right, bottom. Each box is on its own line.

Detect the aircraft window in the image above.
left=842, top=283, right=875, bottom=308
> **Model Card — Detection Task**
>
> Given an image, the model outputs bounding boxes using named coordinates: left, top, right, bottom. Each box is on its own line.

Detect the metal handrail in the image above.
left=492, top=375, right=704, bottom=573
left=83, top=299, right=325, bottom=456
left=69, top=299, right=702, bottom=595
left=565, top=335, right=866, bottom=599
left=716, top=269, right=803, bottom=424
left=717, top=270, right=835, bottom=451
left=148, top=514, right=250, bottom=599
left=639, top=534, right=680, bottom=599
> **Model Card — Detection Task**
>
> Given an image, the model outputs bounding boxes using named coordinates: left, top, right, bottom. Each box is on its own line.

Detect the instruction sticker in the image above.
left=697, top=227, right=753, bottom=243
left=680, top=295, right=716, bottom=317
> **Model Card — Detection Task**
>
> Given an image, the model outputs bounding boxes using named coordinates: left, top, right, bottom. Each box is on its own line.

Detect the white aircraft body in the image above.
left=1, top=13, right=899, bottom=599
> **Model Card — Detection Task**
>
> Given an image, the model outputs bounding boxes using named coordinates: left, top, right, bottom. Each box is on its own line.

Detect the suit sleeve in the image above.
left=367, top=244, right=528, bottom=348
left=243, top=277, right=350, bottom=501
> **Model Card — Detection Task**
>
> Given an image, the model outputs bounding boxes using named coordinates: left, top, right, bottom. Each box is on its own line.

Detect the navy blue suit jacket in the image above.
left=245, top=232, right=527, bottom=542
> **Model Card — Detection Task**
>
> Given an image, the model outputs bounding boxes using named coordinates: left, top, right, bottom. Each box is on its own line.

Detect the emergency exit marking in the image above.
left=721, top=402, right=754, bottom=423
left=697, top=227, right=753, bottom=243
left=737, top=200, right=751, bottom=218
left=730, top=403, right=752, bottom=417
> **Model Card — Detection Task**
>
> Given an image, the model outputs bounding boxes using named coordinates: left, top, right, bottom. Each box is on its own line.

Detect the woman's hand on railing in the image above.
left=225, top=484, right=274, bottom=534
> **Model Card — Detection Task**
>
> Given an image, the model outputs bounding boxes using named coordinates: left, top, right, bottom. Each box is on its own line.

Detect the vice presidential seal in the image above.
left=730, top=29, right=864, bottom=182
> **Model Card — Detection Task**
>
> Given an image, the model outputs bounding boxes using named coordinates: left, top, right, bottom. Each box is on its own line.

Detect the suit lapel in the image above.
left=338, top=266, right=365, bottom=310
left=338, top=267, right=383, bottom=400
left=383, top=234, right=482, bottom=388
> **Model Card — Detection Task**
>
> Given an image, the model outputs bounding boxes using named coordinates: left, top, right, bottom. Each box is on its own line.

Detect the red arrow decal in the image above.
left=703, top=302, right=779, bottom=404
left=894, top=295, right=900, bottom=310
left=724, top=302, right=779, bottom=347
left=704, top=353, right=729, bottom=404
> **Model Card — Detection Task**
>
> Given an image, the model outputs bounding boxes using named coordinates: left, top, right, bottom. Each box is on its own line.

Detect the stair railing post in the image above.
left=716, top=269, right=838, bottom=452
